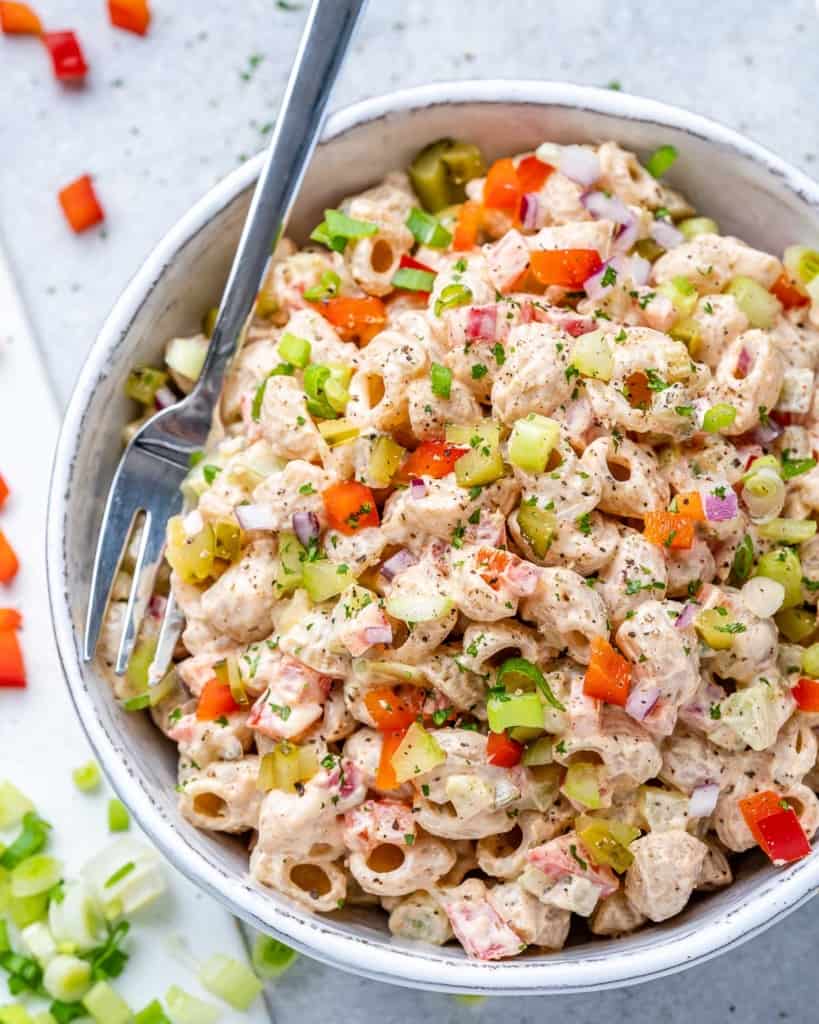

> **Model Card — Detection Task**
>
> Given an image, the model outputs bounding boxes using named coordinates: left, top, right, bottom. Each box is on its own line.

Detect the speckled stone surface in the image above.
left=3, top=0, right=819, bottom=1019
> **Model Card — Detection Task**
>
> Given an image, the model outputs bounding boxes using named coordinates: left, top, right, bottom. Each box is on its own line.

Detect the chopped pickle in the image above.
left=408, top=138, right=485, bottom=212
left=775, top=607, right=816, bottom=643
left=368, top=436, right=406, bottom=488
left=166, top=516, right=216, bottom=584
left=212, top=520, right=242, bottom=563
left=517, top=501, right=557, bottom=558
left=694, top=608, right=735, bottom=651
left=275, top=531, right=305, bottom=594
left=257, top=743, right=319, bottom=793
left=125, top=366, right=168, bottom=407
left=521, top=737, right=553, bottom=766
left=576, top=817, right=639, bottom=873
left=318, top=419, right=360, bottom=447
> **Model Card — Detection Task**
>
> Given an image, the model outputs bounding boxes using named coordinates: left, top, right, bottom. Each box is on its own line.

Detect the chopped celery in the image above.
left=257, top=743, right=318, bottom=793
left=10, top=855, right=62, bottom=899
left=83, top=981, right=132, bottom=1024
left=783, top=245, right=819, bottom=285
left=0, top=782, right=34, bottom=829
left=639, top=786, right=689, bottom=831
left=275, top=532, right=305, bottom=594
left=803, top=643, right=819, bottom=678
left=570, top=330, right=613, bottom=381
left=121, top=666, right=178, bottom=713
left=678, top=216, right=719, bottom=240
left=645, top=144, right=678, bottom=178
left=392, top=267, right=436, bottom=292
left=72, top=762, right=101, bottom=793
left=757, top=518, right=817, bottom=544
left=317, top=419, right=359, bottom=446
left=430, top=362, right=453, bottom=399
left=126, top=636, right=158, bottom=696
left=165, top=336, right=208, bottom=384
left=702, top=402, right=736, bottom=434
left=406, top=207, right=452, bottom=248
left=521, top=737, right=553, bottom=766
left=487, top=692, right=544, bottom=733
left=576, top=817, right=639, bottom=873
left=278, top=332, right=311, bottom=368
left=446, top=422, right=504, bottom=487
left=391, top=722, right=446, bottom=784
left=635, top=238, right=665, bottom=261
left=384, top=590, right=453, bottom=623
left=775, top=607, right=816, bottom=643
left=508, top=414, right=560, bottom=473
left=324, top=208, right=378, bottom=240
left=658, top=275, right=698, bottom=318
left=561, top=763, right=602, bottom=809
left=724, top=276, right=782, bottom=329
left=694, top=608, right=735, bottom=651
left=302, top=561, right=351, bottom=603
left=107, top=801, right=129, bottom=834
left=199, top=954, right=262, bottom=1011
left=755, top=547, right=803, bottom=608
left=166, top=516, right=216, bottom=584
left=125, top=367, right=168, bottom=407
left=517, top=501, right=557, bottom=558
left=441, top=141, right=486, bottom=189
left=721, top=682, right=780, bottom=751
left=43, top=954, right=92, bottom=1002
left=251, top=934, right=298, bottom=980
left=368, top=436, right=405, bottom=488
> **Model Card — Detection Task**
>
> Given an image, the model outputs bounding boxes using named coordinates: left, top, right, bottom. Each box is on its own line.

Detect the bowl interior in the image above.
left=50, top=84, right=819, bottom=994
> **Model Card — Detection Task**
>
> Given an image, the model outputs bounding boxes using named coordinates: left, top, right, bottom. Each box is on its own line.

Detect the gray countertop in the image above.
left=3, top=0, right=819, bottom=1019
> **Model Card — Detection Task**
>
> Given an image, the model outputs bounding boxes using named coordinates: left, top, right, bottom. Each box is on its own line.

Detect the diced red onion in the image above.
left=582, top=190, right=631, bottom=225
left=364, top=624, right=393, bottom=646
left=410, top=477, right=427, bottom=499
left=704, top=490, right=738, bottom=522
left=559, top=146, right=600, bottom=186
left=565, top=396, right=594, bottom=435
left=584, top=262, right=613, bottom=301
left=380, top=549, right=417, bottom=581
left=466, top=305, right=498, bottom=342
left=628, top=254, right=651, bottom=287
left=688, top=783, right=719, bottom=818
left=154, top=385, right=177, bottom=410
left=737, top=346, right=752, bottom=378
left=292, top=510, right=320, bottom=546
left=520, top=193, right=540, bottom=230
left=752, top=419, right=783, bottom=445
left=675, top=603, right=698, bottom=631
left=625, top=685, right=660, bottom=722
left=148, top=594, right=167, bottom=620
left=235, top=504, right=277, bottom=531
left=612, top=217, right=639, bottom=254
left=649, top=218, right=684, bottom=250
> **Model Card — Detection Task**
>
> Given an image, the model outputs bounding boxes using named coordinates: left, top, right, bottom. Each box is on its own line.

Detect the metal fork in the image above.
left=83, top=0, right=369, bottom=677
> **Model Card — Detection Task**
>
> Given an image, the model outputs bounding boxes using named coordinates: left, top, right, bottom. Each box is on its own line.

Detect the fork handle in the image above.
left=189, top=0, right=369, bottom=418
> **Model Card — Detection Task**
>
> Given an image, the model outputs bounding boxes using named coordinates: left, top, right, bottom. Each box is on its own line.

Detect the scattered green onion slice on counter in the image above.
left=198, top=953, right=262, bottom=1011
left=134, top=1000, right=172, bottom=1024
left=251, top=934, right=298, bottom=979
left=0, top=782, right=35, bottom=830
left=164, top=985, right=221, bottom=1024
left=1, top=813, right=52, bottom=871
left=107, top=802, right=129, bottom=835
left=82, top=980, right=132, bottom=1024
left=11, top=856, right=62, bottom=900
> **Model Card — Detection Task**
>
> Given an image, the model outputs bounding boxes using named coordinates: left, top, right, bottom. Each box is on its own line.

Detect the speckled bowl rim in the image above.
left=47, top=81, right=819, bottom=995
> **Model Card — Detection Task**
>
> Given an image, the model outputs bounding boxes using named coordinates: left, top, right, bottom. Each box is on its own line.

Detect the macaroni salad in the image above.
left=107, top=136, right=819, bottom=960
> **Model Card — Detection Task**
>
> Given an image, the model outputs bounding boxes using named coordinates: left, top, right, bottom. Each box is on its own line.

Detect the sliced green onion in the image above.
left=392, top=267, right=436, bottom=292
left=134, top=1001, right=172, bottom=1024
left=277, top=332, right=311, bottom=369
left=755, top=547, right=803, bottom=608
left=82, top=980, right=131, bottom=1024
left=783, top=245, right=819, bottom=285
left=82, top=839, right=164, bottom=920
left=517, top=500, right=557, bottom=558
left=757, top=518, right=817, bottom=544
left=43, top=954, right=92, bottom=1003
left=487, top=691, right=544, bottom=732
left=302, top=270, right=340, bottom=302
left=658, top=275, right=698, bottom=318
left=0, top=813, right=51, bottom=870
left=775, top=607, right=816, bottom=643
left=741, top=454, right=780, bottom=483
left=11, top=855, right=62, bottom=899
left=104, top=863, right=135, bottom=890
left=678, top=216, right=719, bottom=240
left=802, top=643, right=819, bottom=678
left=508, top=414, right=560, bottom=473
left=497, top=656, right=565, bottom=711
left=730, top=534, right=755, bottom=585
left=309, top=220, right=347, bottom=253
left=107, top=801, right=129, bottom=834
left=20, top=921, right=57, bottom=966
left=570, top=329, right=613, bottom=381
left=125, top=367, right=168, bottom=407
left=303, top=364, right=338, bottom=420
left=251, top=365, right=294, bottom=422
left=702, top=402, right=736, bottom=434
left=561, top=763, right=602, bottom=809
left=165, top=985, right=221, bottom=1024
left=781, top=452, right=817, bottom=480
left=198, top=954, right=262, bottom=1011
left=0, top=782, right=34, bottom=829
left=645, top=144, right=678, bottom=178
left=48, top=881, right=104, bottom=953
left=0, top=1007, right=35, bottom=1024
left=430, top=363, right=453, bottom=399
left=9, top=892, right=49, bottom=928
left=406, top=207, right=452, bottom=248
left=724, top=276, right=782, bottom=329
left=434, top=282, right=472, bottom=317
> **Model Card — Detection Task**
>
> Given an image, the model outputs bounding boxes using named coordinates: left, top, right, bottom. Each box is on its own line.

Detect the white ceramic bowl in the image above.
left=47, top=81, right=819, bottom=995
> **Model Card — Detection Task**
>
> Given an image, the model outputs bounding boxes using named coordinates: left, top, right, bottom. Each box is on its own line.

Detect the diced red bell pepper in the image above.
left=0, top=1, right=41, bottom=34
left=0, top=629, right=26, bottom=687
left=397, top=440, right=468, bottom=481
left=317, top=296, right=386, bottom=346
left=770, top=272, right=808, bottom=310
left=739, top=790, right=783, bottom=846
left=529, top=249, right=603, bottom=289
left=196, top=679, right=240, bottom=721
left=0, top=473, right=8, bottom=509
left=323, top=481, right=380, bottom=535
left=108, top=0, right=151, bottom=36
left=675, top=492, right=706, bottom=521
left=0, top=609, right=22, bottom=630
left=453, top=200, right=481, bottom=251
left=0, top=530, right=19, bottom=585
left=583, top=635, right=632, bottom=706
left=376, top=730, right=405, bottom=791
left=58, top=175, right=104, bottom=233
left=400, top=254, right=435, bottom=274
left=486, top=731, right=523, bottom=767
left=792, top=677, right=819, bottom=712
left=516, top=155, right=554, bottom=194
left=364, top=686, right=422, bottom=732
left=483, top=158, right=522, bottom=216
left=643, top=511, right=695, bottom=550
left=756, top=808, right=811, bottom=863
left=42, top=30, right=88, bottom=82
